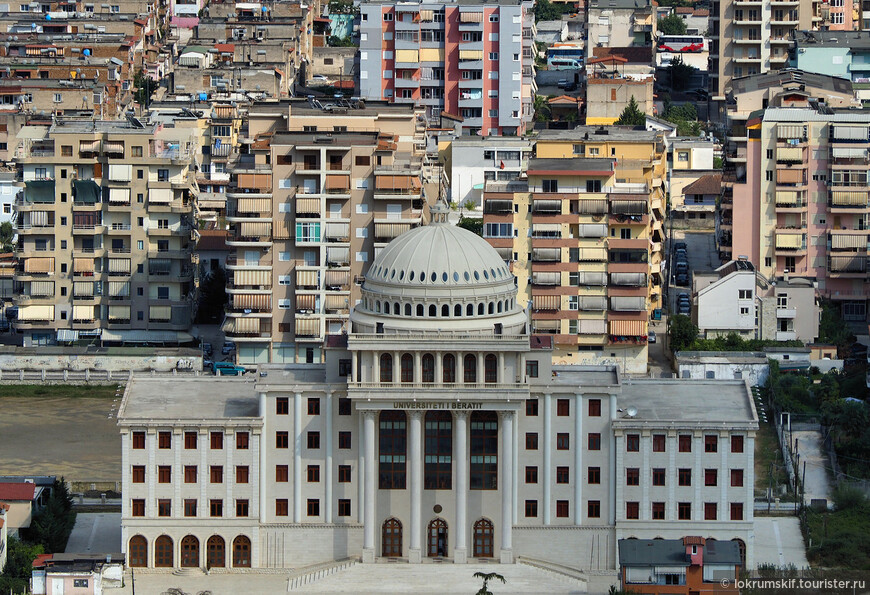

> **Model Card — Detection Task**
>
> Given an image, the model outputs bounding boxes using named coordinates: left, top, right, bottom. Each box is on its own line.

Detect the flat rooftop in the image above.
left=536, top=126, right=658, bottom=143
left=616, top=379, right=757, bottom=425
left=256, top=364, right=330, bottom=389
left=118, top=377, right=259, bottom=422
left=538, top=365, right=621, bottom=389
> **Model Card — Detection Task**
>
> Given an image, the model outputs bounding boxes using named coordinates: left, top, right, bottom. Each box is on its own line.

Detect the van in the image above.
left=213, top=362, right=246, bottom=376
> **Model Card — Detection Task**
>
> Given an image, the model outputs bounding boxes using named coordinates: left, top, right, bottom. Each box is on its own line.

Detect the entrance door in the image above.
left=473, top=519, right=494, bottom=558
left=180, top=535, right=200, bottom=568
left=382, top=518, right=403, bottom=557
left=427, top=518, right=448, bottom=557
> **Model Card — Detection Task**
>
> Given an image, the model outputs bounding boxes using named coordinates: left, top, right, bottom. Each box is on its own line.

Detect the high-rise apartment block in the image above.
left=223, top=99, right=435, bottom=365
left=356, top=0, right=536, bottom=135
left=12, top=120, right=198, bottom=346
left=731, top=106, right=870, bottom=325
left=482, top=127, right=666, bottom=373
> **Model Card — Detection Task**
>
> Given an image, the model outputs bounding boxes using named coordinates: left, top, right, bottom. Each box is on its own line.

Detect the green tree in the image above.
left=667, top=56, right=695, bottom=91
left=818, top=301, right=855, bottom=352
left=474, top=571, right=507, bottom=595
left=457, top=216, right=482, bottom=236
left=0, top=221, right=14, bottom=252
left=614, top=96, right=646, bottom=126
left=0, top=536, right=43, bottom=592
left=534, top=0, right=574, bottom=22
left=327, top=35, right=356, bottom=47
left=669, top=314, right=698, bottom=353
left=533, top=94, right=552, bottom=123
left=657, top=13, right=688, bottom=35
left=25, top=478, right=76, bottom=553
left=132, top=69, right=155, bottom=108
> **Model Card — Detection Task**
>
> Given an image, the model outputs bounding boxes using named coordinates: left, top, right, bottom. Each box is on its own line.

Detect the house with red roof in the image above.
left=0, top=482, right=41, bottom=537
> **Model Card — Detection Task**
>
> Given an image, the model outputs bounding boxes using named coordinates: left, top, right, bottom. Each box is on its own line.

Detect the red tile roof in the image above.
left=196, top=230, right=229, bottom=252
left=675, top=6, right=693, bottom=13
left=682, top=173, right=722, bottom=196
left=32, top=554, right=54, bottom=568
left=0, top=482, right=36, bottom=501
left=592, top=46, right=653, bottom=65
left=693, top=8, right=710, bottom=16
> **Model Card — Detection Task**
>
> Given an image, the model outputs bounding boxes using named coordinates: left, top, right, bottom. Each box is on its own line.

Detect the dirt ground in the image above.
left=0, top=393, right=122, bottom=482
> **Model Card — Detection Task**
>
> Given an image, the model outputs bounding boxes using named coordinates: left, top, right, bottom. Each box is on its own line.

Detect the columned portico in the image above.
left=453, top=410, right=469, bottom=564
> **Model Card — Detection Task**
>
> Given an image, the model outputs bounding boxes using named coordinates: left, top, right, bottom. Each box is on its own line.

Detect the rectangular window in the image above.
left=556, top=500, right=569, bottom=518
left=339, top=398, right=352, bottom=415
left=556, top=433, right=569, bottom=450
left=210, top=466, right=223, bottom=484
left=525, top=466, right=538, bottom=483
left=705, top=469, right=718, bottom=487
left=338, top=499, right=351, bottom=517
left=525, top=360, right=539, bottom=378
left=158, top=499, right=171, bottom=517
left=626, top=468, right=639, bottom=486
left=307, top=431, right=321, bottom=449
left=626, top=434, right=640, bottom=452
left=652, top=434, right=666, bottom=452
left=678, top=502, right=691, bottom=520
left=184, top=466, right=197, bottom=483
left=276, top=465, right=289, bottom=482
left=526, top=399, right=539, bottom=416
left=525, top=500, right=538, bottom=517
left=542, top=179, right=558, bottom=193
left=679, top=468, right=692, bottom=486
left=132, top=466, right=145, bottom=483
left=158, top=465, right=171, bottom=483
left=526, top=432, right=538, bottom=450
left=557, top=399, right=570, bottom=416
left=210, top=500, right=223, bottom=517
left=705, top=502, right=718, bottom=520
left=731, top=435, right=744, bottom=453
left=588, top=433, right=601, bottom=450
left=308, top=398, right=321, bottom=415
left=133, top=431, right=145, bottom=449
left=339, top=431, right=352, bottom=449
left=587, top=500, right=601, bottom=518
left=339, top=465, right=352, bottom=483
left=308, top=465, right=320, bottom=483
left=731, top=469, right=744, bottom=487
left=211, top=432, right=223, bottom=449
left=588, top=466, right=601, bottom=484
left=276, top=431, right=289, bottom=448
left=236, top=499, right=249, bottom=517
left=158, top=431, right=171, bottom=449
left=184, top=499, right=197, bottom=517
left=236, top=466, right=249, bottom=484
left=276, top=499, right=289, bottom=516
left=626, top=501, right=639, bottom=519
left=653, top=468, right=666, bottom=486
left=705, top=435, right=718, bottom=452
left=184, top=432, right=197, bottom=449
left=652, top=502, right=665, bottom=520
left=730, top=502, right=744, bottom=520
left=556, top=466, right=570, bottom=484
left=237, top=432, right=249, bottom=449
left=307, top=499, right=320, bottom=516
left=588, top=399, right=601, bottom=416
left=276, top=397, right=289, bottom=414
left=132, top=499, right=145, bottom=516
left=678, top=435, right=692, bottom=452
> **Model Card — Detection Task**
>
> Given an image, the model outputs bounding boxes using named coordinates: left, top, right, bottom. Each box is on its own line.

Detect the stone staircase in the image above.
left=286, top=557, right=359, bottom=590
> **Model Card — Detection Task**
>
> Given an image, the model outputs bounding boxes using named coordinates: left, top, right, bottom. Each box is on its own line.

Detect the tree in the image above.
left=132, top=69, right=155, bottom=108
left=658, top=13, right=688, bottom=35
left=533, top=94, right=552, bottom=123
left=615, top=96, right=646, bottom=127
left=0, top=536, right=43, bottom=592
left=327, top=35, right=356, bottom=48
left=25, top=478, right=76, bottom=553
left=534, top=0, right=574, bottom=23
left=0, top=221, right=14, bottom=252
left=669, top=314, right=698, bottom=353
left=474, top=571, right=506, bottom=595
left=667, top=56, right=695, bottom=91
left=457, top=216, right=482, bottom=236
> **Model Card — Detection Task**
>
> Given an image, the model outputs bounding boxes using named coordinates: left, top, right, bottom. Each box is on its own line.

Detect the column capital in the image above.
left=453, top=409, right=470, bottom=420
left=408, top=409, right=424, bottom=421
left=361, top=410, right=378, bottom=421
left=295, top=391, right=303, bottom=398
left=498, top=410, right=514, bottom=421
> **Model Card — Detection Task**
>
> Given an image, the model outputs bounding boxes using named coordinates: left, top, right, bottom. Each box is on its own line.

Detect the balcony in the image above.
left=776, top=308, right=797, bottom=319
left=776, top=331, right=797, bottom=341
left=106, top=223, right=132, bottom=234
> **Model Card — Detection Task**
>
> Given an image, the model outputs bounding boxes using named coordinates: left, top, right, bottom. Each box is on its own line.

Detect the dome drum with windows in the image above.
left=352, top=203, right=527, bottom=335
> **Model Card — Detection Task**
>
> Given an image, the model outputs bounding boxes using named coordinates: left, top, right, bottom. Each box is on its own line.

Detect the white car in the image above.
left=310, top=74, right=328, bottom=83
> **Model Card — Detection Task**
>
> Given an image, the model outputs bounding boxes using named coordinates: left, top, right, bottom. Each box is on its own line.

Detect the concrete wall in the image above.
left=513, top=525, right=616, bottom=570
left=678, top=361, right=768, bottom=386
left=0, top=353, right=202, bottom=373
left=696, top=271, right=755, bottom=335
left=259, top=525, right=364, bottom=567
left=4, top=500, right=32, bottom=535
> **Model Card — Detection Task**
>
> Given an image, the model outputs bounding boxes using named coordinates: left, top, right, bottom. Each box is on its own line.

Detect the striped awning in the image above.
left=73, top=281, right=94, bottom=297
left=325, top=222, right=349, bottom=239
left=830, top=255, right=867, bottom=272
left=776, top=169, right=804, bottom=184
left=79, top=139, right=100, bottom=152
left=375, top=222, right=410, bottom=239
left=831, top=234, right=868, bottom=249
left=777, top=124, right=805, bottom=140
left=831, top=191, right=868, bottom=206
left=326, top=246, right=350, bottom=264
left=149, top=305, right=172, bottom=321
left=459, top=49, right=483, bottom=60
left=610, top=296, right=646, bottom=311
left=31, top=211, right=49, bottom=227
left=532, top=223, right=560, bottom=233
left=233, top=293, right=271, bottom=310
left=103, top=141, right=124, bottom=154
left=149, top=259, right=171, bottom=275
left=532, top=248, right=560, bottom=262
left=396, top=49, right=419, bottom=63
left=419, top=9, right=434, bottom=20
left=108, top=164, right=132, bottom=182
left=610, top=200, right=647, bottom=215
left=24, top=257, right=54, bottom=273
left=578, top=318, right=607, bottom=334
left=237, top=197, right=271, bottom=212
left=375, top=175, right=421, bottom=190
left=236, top=173, right=271, bottom=191
left=109, top=188, right=131, bottom=203
left=17, top=305, right=54, bottom=320
left=296, top=294, right=317, bottom=310
left=775, top=233, right=803, bottom=248
left=324, top=269, right=350, bottom=286
left=532, top=319, right=560, bottom=332
left=460, top=11, right=483, bottom=22
left=532, top=271, right=560, bottom=285
left=109, top=281, right=130, bottom=297
left=832, top=125, right=868, bottom=141
left=577, top=271, right=607, bottom=285
left=324, top=175, right=350, bottom=191
left=495, top=247, right=513, bottom=260
left=832, top=147, right=869, bottom=159
left=775, top=191, right=799, bottom=205
left=74, top=258, right=94, bottom=273
left=296, top=269, right=319, bottom=287
left=777, top=147, right=803, bottom=162
left=611, top=272, right=646, bottom=286
left=324, top=294, right=348, bottom=310
left=532, top=199, right=561, bottom=213
left=295, top=198, right=320, bottom=214
left=149, top=188, right=173, bottom=204
left=72, top=305, right=94, bottom=320
left=577, top=247, right=607, bottom=261
left=108, top=305, right=131, bottom=320
left=233, top=269, right=270, bottom=286
left=295, top=317, right=320, bottom=336
left=108, top=258, right=131, bottom=273
left=273, top=219, right=292, bottom=240
left=576, top=199, right=607, bottom=214
left=609, top=319, right=647, bottom=336
left=577, top=224, right=607, bottom=238
left=532, top=294, right=560, bottom=310
left=30, top=281, right=54, bottom=296
left=239, top=221, right=271, bottom=237
left=579, top=295, right=607, bottom=310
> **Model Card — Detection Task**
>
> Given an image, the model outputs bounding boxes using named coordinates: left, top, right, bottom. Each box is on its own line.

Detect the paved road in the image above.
left=792, top=430, right=833, bottom=507
left=753, top=517, right=809, bottom=569
left=65, top=513, right=121, bottom=554
left=667, top=231, right=719, bottom=316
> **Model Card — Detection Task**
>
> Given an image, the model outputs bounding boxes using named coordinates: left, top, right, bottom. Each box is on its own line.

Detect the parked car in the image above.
left=221, top=342, right=236, bottom=355
left=201, top=342, right=213, bottom=357
left=677, top=302, right=691, bottom=315
left=557, top=79, right=569, bottom=89
left=677, top=292, right=690, bottom=303
left=203, top=359, right=215, bottom=372
left=675, top=261, right=689, bottom=273
left=675, top=272, right=690, bottom=286
left=648, top=331, right=657, bottom=344
left=673, top=241, right=687, bottom=252
left=213, top=362, right=246, bottom=376
left=310, top=74, right=328, bottom=83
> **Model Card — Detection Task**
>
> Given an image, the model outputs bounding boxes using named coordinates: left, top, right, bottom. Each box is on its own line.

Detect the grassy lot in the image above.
left=0, top=384, right=120, bottom=399
left=805, top=501, right=870, bottom=569
left=755, top=419, right=793, bottom=497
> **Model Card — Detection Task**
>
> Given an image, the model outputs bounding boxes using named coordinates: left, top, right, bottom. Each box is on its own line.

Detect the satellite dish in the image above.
left=626, top=407, right=637, bottom=418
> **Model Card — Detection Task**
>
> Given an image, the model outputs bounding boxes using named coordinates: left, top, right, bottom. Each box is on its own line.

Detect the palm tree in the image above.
left=473, top=571, right=506, bottom=595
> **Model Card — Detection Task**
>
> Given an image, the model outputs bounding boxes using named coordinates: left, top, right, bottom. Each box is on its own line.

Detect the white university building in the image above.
left=118, top=207, right=759, bottom=571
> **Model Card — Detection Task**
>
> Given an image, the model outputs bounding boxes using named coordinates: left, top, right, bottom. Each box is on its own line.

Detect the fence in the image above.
left=0, top=368, right=206, bottom=384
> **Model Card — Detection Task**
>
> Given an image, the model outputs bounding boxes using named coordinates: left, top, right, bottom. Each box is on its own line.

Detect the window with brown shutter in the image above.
left=184, top=466, right=197, bottom=483
left=236, top=432, right=249, bottom=449
left=211, top=432, right=224, bottom=449
left=158, top=466, right=171, bottom=483
left=236, top=466, right=249, bottom=484
left=132, top=431, right=145, bottom=449
left=184, top=432, right=197, bottom=449
left=132, top=466, right=145, bottom=483
left=276, top=465, right=289, bottom=482
left=210, top=466, right=223, bottom=483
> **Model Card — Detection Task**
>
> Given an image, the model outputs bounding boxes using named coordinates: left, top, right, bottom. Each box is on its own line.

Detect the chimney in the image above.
left=683, top=536, right=705, bottom=566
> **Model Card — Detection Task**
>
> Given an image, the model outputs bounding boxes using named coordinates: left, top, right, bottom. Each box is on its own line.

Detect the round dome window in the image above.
left=399, top=270, right=405, bottom=280
left=464, top=272, right=470, bottom=282
left=453, top=272, right=459, bottom=282
left=474, top=271, right=480, bottom=281
left=431, top=272, right=437, bottom=282
left=409, top=271, right=415, bottom=281
left=442, top=272, right=448, bottom=282
left=483, top=270, right=489, bottom=280
left=420, top=271, right=425, bottom=283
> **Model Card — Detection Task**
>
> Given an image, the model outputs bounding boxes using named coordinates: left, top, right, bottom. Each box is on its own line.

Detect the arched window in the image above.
left=488, top=302, right=494, bottom=314
left=442, top=304, right=450, bottom=317
left=380, top=353, right=393, bottom=383
left=467, top=304, right=474, bottom=316
left=478, top=303, right=485, bottom=315
left=422, top=354, right=435, bottom=383
left=383, top=302, right=391, bottom=315
left=154, top=535, right=173, bottom=568
left=394, top=302, right=400, bottom=314
left=497, top=301, right=503, bottom=313
left=417, top=304, right=424, bottom=316
left=206, top=535, right=225, bottom=568
left=429, top=304, right=437, bottom=317
left=470, top=411, right=498, bottom=490
left=376, top=301, right=381, bottom=313
left=128, top=535, right=147, bottom=568
left=425, top=411, right=452, bottom=489
left=454, top=304, right=462, bottom=317
left=405, top=303, right=412, bottom=316
left=382, top=518, right=403, bottom=557
left=401, top=353, right=414, bottom=383
left=428, top=518, right=449, bottom=558
left=463, top=354, right=477, bottom=383
left=232, top=536, right=251, bottom=568
left=443, top=354, right=456, bottom=383
left=473, top=519, right=494, bottom=558
left=484, top=354, right=497, bottom=384
left=733, top=539, right=746, bottom=567
left=180, top=535, right=199, bottom=568
left=379, top=411, right=407, bottom=489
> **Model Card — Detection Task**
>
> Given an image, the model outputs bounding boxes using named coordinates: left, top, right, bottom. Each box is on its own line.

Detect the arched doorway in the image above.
left=427, top=518, right=448, bottom=557
left=128, top=535, right=147, bottom=568
left=206, top=535, right=225, bottom=568
left=732, top=538, right=746, bottom=567
left=232, top=535, right=251, bottom=568
left=180, top=535, right=199, bottom=568
left=154, top=535, right=173, bottom=568
left=382, top=518, right=403, bottom=557
left=473, top=519, right=494, bottom=558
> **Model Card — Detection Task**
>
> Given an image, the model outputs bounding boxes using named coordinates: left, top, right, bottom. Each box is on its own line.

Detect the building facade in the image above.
left=356, top=0, right=536, bottom=135
left=119, top=212, right=757, bottom=571
left=447, top=136, right=532, bottom=207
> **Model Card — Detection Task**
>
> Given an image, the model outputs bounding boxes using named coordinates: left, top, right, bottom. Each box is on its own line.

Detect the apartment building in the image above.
left=446, top=136, right=532, bottom=206
left=12, top=119, right=197, bottom=346
left=586, top=0, right=656, bottom=49
left=356, top=0, right=537, bottom=135
left=709, top=0, right=821, bottom=111
left=223, top=98, right=434, bottom=366
left=118, top=219, right=757, bottom=571
left=482, top=127, right=666, bottom=374
left=730, top=106, right=870, bottom=325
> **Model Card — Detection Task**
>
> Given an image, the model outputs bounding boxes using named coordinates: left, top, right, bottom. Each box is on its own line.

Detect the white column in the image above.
left=293, top=392, right=303, bottom=523
left=720, top=430, right=729, bottom=522
left=408, top=410, right=423, bottom=563
left=256, top=428, right=265, bottom=523
left=543, top=393, right=552, bottom=525
left=512, top=413, right=518, bottom=525
left=413, top=352, right=422, bottom=385
left=120, top=430, right=129, bottom=520
left=226, top=428, right=234, bottom=519
left=146, top=429, right=156, bottom=517
left=693, top=431, right=703, bottom=521
left=499, top=410, right=514, bottom=563
left=362, top=410, right=377, bottom=563
left=358, top=413, right=365, bottom=524
left=372, top=352, right=379, bottom=384
left=609, top=394, right=618, bottom=525
left=453, top=411, right=469, bottom=563
left=574, top=393, right=583, bottom=525
left=351, top=351, right=358, bottom=383
left=435, top=352, right=443, bottom=384
left=325, top=391, right=334, bottom=523
left=393, top=351, right=400, bottom=384
left=497, top=352, right=505, bottom=384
